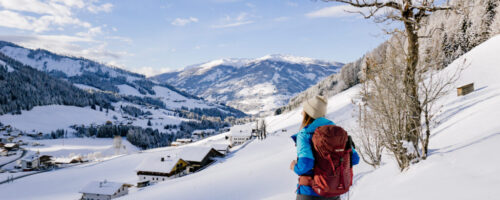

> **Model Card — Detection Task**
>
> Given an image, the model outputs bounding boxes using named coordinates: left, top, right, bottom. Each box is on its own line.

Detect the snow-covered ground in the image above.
left=1, top=35, right=498, bottom=200
left=119, top=35, right=500, bottom=199
left=0, top=131, right=231, bottom=200
left=0, top=105, right=121, bottom=133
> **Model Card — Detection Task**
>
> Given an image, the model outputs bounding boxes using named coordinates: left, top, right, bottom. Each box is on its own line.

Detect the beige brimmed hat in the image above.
left=303, top=95, right=328, bottom=119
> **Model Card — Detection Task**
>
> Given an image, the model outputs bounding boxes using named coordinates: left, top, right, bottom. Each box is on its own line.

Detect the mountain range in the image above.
left=152, top=54, right=343, bottom=115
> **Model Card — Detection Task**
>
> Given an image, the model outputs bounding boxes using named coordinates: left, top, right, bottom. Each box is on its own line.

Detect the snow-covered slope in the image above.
left=122, top=35, right=500, bottom=199
left=0, top=40, right=244, bottom=113
left=152, top=54, right=343, bottom=116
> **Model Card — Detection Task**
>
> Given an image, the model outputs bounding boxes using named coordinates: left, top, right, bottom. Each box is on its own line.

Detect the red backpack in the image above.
left=299, top=125, right=353, bottom=197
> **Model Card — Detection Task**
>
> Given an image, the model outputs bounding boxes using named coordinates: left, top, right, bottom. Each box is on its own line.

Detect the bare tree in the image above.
left=417, top=37, right=467, bottom=159
left=322, top=0, right=453, bottom=168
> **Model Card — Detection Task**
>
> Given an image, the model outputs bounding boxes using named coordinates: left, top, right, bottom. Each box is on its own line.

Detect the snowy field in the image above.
left=0, top=105, right=121, bottom=133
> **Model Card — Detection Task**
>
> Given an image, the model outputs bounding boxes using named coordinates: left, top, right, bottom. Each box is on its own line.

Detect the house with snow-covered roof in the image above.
left=79, top=180, right=130, bottom=200
left=136, top=155, right=188, bottom=184
left=229, top=124, right=253, bottom=146
left=210, top=143, right=231, bottom=156
left=175, top=138, right=193, bottom=144
left=179, top=146, right=223, bottom=172
left=192, top=129, right=216, bottom=140
left=18, top=154, right=53, bottom=170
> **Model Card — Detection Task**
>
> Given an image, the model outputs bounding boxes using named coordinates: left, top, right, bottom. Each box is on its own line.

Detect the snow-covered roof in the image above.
left=192, top=129, right=215, bottom=134
left=230, top=124, right=253, bottom=137
left=79, top=180, right=124, bottom=195
left=136, top=155, right=183, bottom=174
left=170, top=141, right=182, bottom=146
left=4, top=143, right=17, bottom=148
left=210, top=143, right=230, bottom=151
left=179, top=146, right=214, bottom=162
left=176, top=138, right=192, bottom=143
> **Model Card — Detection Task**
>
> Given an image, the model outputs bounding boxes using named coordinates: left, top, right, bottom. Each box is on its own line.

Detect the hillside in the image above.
left=279, top=0, right=500, bottom=115
left=0, top=41, right=245, bottom=116
left=121, top=35, right=500, bottom=199
left=152, top=54, right=343, bottom=116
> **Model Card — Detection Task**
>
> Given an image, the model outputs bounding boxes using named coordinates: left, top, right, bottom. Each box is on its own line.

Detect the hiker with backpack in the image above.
left=290, top=95, right=360, bottom=200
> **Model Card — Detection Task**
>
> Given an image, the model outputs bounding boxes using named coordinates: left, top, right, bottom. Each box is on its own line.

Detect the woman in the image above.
left=290, top=95, right=360, bottom=200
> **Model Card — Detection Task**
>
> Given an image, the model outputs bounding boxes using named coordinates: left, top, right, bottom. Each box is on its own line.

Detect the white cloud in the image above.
left=212, top=12, right=254, bottom=29
left=306, top=5, right=391, bottom=18
left=0, top=0, right=112, bottom=32
left=87, top=3, right=113, bottom=13
left=76, top=26, right=103, bottom=37
left=0, top=34, right=132, bottom=68
left=171, top=17, right=199, bottom=26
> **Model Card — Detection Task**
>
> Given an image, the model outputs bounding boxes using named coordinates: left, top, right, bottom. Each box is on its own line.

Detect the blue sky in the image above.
left=0, top=0, right=390, bottom=76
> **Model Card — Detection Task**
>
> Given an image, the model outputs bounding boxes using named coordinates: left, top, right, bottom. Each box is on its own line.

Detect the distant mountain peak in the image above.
left=152, top=55, right=344, bottom=116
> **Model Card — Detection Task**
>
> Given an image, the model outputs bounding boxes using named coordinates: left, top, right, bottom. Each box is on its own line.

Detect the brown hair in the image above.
left=301, top=112, right=315, bottom=129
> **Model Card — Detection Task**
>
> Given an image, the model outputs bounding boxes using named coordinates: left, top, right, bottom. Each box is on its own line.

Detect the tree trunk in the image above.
left=403, top=5, right=422, bottom=160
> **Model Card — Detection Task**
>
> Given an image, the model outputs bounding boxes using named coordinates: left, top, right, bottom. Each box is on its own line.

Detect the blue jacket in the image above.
left=291, top=117, right=360, bottom=196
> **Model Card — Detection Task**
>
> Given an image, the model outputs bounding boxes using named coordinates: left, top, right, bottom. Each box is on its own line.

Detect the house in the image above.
left=229, top=124, right=253, bottom=146
left=170, top=141, right=182, bottom=146
left=210, top=143, right=231, bottom=156
left=179, top=146, right=223, bottom=173
left=3, top=143, right=19, bottom=151
left=192, top=129, right=215, bottom=140
left=53, top=155, right=85, bottom=165
left=18, top=154, right=53, bottom=170
left=136, top=155, right=188, bottom=184
left=79, top=180, right=130, bottom=200
left=175, top=138, right=193, bottom=144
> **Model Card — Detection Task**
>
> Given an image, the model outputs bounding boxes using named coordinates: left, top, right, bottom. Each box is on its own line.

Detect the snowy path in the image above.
left=0, top=149, right=26, bottom=169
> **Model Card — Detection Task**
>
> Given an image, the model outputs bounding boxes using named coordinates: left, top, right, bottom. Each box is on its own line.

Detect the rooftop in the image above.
left=230, top=124, right=253, bottom=136
left=79, top=180, right=124, bottom=195
left=179, top=146, right=214, bottom=162
left=136, top=155, right=183, bottom=174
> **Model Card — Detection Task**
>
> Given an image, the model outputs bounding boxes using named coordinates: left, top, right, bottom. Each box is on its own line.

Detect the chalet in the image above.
left=53, top=155, right=85, bottom=165
left=3, top=143, right=19, bottom=151
left=170, top=141, right=182, bottom=146
left=79, top=180, right=130, bottom=200
left=210, top=143, right=231, bottom=156
left=175, top=138, right=193, bottom=144
left=136, top=155, right=188, bottom=184
left=179, top=146, right=223, bottom=173
left=229, top=124, right=253, bottom=146
left=18, top=154, right=53, bottom=170
left=192, top=129, right=215, bottom=140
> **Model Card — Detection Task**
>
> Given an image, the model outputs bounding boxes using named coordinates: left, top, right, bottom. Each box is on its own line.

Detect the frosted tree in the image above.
left=113, top=135, right=122, bottom=155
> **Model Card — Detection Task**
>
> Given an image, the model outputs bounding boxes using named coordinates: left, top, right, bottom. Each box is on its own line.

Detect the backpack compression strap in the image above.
left=298, top=175, right=314, bottom=186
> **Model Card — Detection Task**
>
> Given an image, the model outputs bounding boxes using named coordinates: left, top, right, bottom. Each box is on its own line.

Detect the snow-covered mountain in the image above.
left=0, top=41, right=245, bottom=115
left=0, top=41, right=246, bottom=150
left=152, top=54, right=343, bottom=115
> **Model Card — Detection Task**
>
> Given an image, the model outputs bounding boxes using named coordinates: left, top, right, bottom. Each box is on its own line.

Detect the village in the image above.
left=0, top=120, right=279, bottom=200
